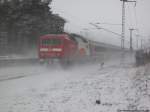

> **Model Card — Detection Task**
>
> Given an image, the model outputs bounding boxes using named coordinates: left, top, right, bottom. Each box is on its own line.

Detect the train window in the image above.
left=41, top=39, right=61, bottom=46
left=70, top=33, right=88, bottom=43
left=69, top=35, right=77, bottom=43
left=81, top=37, right=88, bottom=43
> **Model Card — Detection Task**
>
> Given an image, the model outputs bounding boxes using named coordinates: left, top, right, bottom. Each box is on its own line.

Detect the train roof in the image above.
left=40, top=34, right=73, bottom=40
left=90, top=40, right=121, bottom=50
left=69, top=33, right=121, bottom=50
left=69, top=33, right=88, bottom=43
left=40, top=34, right=67, bottom=37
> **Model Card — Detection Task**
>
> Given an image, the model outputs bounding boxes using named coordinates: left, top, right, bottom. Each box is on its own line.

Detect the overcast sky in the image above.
left=51, top=0, right=150, bottom=48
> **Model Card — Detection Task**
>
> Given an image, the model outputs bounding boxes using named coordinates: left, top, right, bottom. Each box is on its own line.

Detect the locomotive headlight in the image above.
left=52, top=48, right=62, bottom=52
left=40, top=48, right=48, bottom=52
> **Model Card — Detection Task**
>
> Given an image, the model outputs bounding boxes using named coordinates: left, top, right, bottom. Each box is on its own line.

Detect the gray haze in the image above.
left=51, top=0, right=150, bottom=48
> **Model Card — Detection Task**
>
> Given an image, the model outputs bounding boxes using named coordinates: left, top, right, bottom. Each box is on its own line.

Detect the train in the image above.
left=38, top=33, right=122, bottom=65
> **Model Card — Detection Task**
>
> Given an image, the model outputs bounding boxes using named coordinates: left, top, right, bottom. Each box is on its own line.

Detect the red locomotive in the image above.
left=39, top=34, right=79, bottom=64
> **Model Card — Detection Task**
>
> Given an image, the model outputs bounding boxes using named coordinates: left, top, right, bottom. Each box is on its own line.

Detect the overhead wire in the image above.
left=62, top=10, right=123, bottom=41
left=57, top=6, right=133, bottom=46
left=90, top=23, right=131, bottom=43
left=96, top=22, right=122, bottom=26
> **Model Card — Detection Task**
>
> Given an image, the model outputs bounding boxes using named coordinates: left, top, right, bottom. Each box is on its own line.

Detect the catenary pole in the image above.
left=120, top=0, right=136, bottom=49
left=121, top=0, right=125, bottom=49
left=129, top=28, right=135, bottom=51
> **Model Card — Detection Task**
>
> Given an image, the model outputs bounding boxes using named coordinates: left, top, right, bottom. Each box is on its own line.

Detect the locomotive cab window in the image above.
left=41, top=39, right=61, bottom=46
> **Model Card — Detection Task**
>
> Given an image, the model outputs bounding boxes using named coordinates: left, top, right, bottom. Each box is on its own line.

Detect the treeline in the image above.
left=0, top=0, right=65, bottom=54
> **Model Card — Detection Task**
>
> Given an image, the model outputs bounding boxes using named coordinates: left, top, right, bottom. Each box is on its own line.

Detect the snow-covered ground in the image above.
left=0, top=54, right=150, bottom=112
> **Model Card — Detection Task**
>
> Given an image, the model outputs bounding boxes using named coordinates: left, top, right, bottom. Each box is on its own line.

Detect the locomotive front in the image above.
left=38, top=34, right=77, bottom=64
left=39, top=34, right=64, bottom=60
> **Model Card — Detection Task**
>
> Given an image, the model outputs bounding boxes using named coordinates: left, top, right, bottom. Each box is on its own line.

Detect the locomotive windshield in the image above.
left=41, top=39, right=61, bottom=46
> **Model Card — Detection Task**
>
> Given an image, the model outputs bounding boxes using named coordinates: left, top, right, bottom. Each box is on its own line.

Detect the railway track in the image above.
left=0, top=57, right=39, bottom=67
left=0, top=75, right=26, bottom=82
left=0, top=57, right=41, bottom=82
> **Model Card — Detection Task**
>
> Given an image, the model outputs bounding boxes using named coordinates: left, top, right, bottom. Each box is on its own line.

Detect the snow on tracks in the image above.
left=0, top=63, right=150, bottom=112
